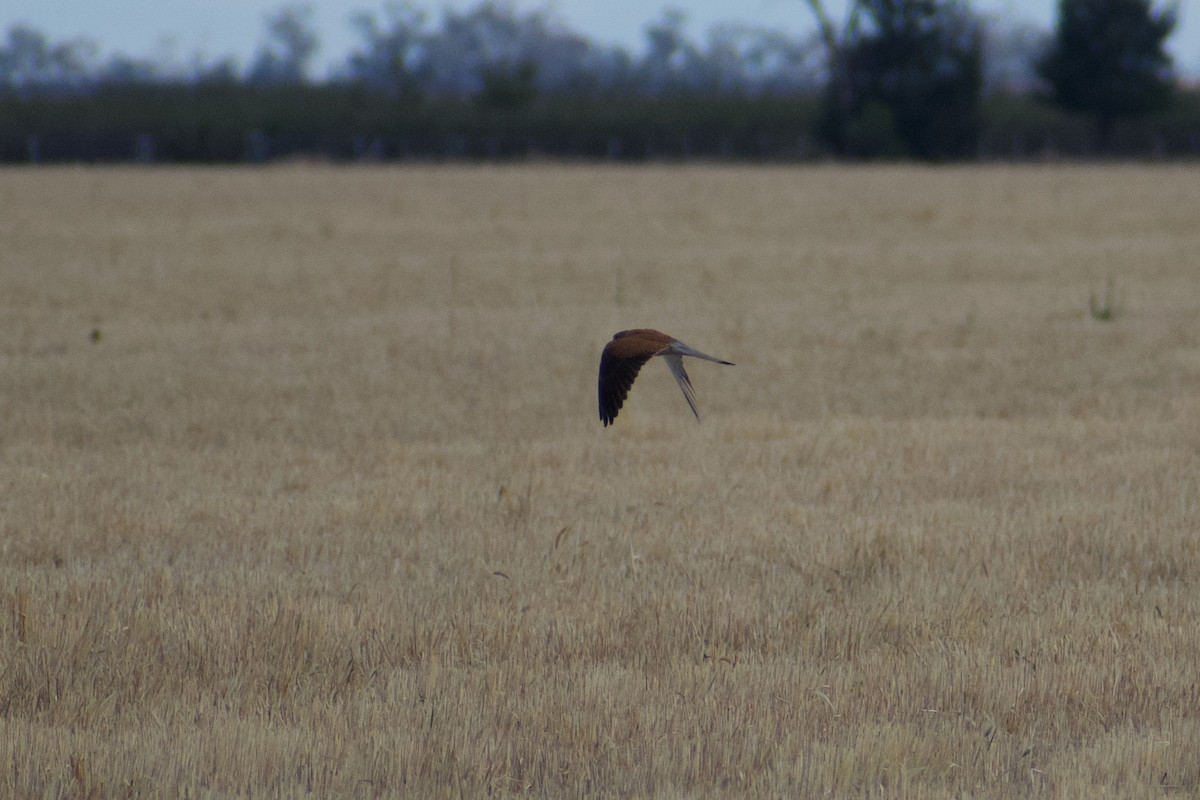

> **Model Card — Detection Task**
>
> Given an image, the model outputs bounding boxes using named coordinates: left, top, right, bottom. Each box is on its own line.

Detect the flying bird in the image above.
left=598, top=329, right=734, bottom=427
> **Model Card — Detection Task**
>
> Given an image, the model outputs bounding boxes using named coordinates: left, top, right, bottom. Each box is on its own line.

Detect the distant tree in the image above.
left=415, top=1, right=612, bottom=98
left=0, top=24, right=96, bottom=95
left=802, top=0, right=865, bottom=152
left=478, top=59, right=537, bottom=109
left=247, top=3, right=319, bottom=84
left=519, top=17, right=609, bottom=97
left=193, top=58, right=242, bottom=86
left=728, top=27, right=824, bottom=95
left=344, top=2, right=430, bottom=96
left=979, top=16, right=1048, bottom=94
left=816, top=0, right=984, bottom=159
left=96, top=54, right=162, bottom=84
left=639, top=8, right=701, bottom=93
left=1037, top=0, right=1177, bottom=148
left=683, top=23, right=821, bottom=95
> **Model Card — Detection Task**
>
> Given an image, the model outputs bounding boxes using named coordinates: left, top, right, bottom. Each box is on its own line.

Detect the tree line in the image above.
left=0, top=0, right=1192, bottom=162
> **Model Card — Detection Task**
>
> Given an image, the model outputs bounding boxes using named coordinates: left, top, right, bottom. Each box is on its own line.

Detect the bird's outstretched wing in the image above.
left=598, top=337, right=661, bottom=426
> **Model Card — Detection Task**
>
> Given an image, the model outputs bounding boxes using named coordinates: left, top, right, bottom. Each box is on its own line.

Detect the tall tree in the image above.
left=814, top=0, right=983, bottom=159
left=247, top=3, right=320, bottom=84
left=345, top=2, right=430, bottom=96
left=0, top=25, right=96, bottom=95
left=801, top=0, right=865, bottom=154
left=640, top=8, right=701, bottom=93
left=1037, top=0, right=1177, bottom=148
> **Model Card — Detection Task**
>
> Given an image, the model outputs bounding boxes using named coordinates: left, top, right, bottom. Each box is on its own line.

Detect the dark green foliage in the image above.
left=824, top=0, right=984, bottom=160
left=3, top=84, right=1200, bottom=162
left=478, top=61, right=538, bottom=110
left=1037, top=0, right=1178, bottom=146
left=0, top=83, right=825, bottom=162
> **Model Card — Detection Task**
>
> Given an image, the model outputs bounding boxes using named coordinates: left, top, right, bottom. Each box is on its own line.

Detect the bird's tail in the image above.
left=666, top=340, right=734, bottom=366
left=663, top=355, right=700, bottom=420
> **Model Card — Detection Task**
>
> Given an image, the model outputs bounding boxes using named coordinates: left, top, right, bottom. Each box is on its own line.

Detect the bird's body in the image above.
left=598, top=328, right=733, bottom=426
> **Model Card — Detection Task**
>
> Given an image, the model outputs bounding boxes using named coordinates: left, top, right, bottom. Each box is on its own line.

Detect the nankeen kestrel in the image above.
left=598, top=329, right=734, bottom=427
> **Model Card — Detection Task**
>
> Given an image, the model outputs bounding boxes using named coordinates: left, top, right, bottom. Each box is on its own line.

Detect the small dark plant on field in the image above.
left=1089, top=279, right=1118, bottom=321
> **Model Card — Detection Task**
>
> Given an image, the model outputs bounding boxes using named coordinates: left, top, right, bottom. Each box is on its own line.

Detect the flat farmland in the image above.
left=2, top=164, right=1199, bottom=798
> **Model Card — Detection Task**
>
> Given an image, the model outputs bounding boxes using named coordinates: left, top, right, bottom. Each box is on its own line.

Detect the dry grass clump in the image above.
left=1, top=164, right=1199, bottom=797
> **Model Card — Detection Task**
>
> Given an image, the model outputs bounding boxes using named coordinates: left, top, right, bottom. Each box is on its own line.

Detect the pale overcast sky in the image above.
left=6, top=0, right=1198, bottom=77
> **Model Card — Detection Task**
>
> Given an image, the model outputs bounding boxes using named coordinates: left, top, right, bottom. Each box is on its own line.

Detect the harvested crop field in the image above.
left=2, top=163, right=1199, bottom=797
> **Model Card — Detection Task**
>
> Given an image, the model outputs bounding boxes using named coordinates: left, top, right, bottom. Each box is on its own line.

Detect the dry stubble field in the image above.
left=2, top=164, right=1199, bottom=798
